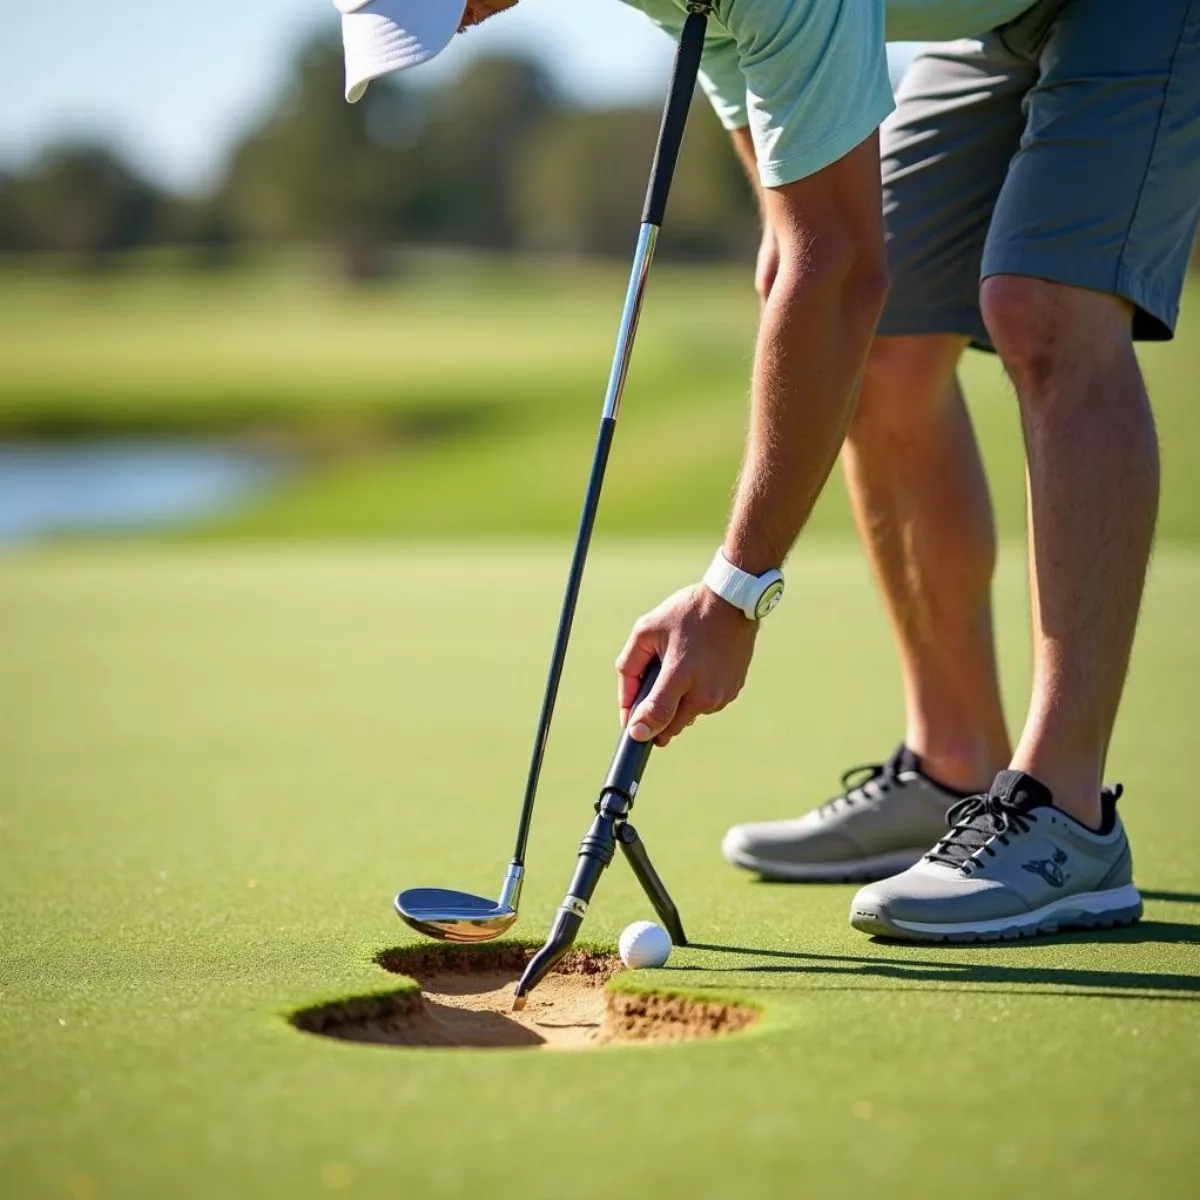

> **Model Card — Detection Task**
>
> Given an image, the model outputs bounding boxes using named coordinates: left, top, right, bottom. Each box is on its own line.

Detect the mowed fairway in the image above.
left=3, top=261, right=1200, bottom=542
left=2, top=543, right=1198, bottom=1199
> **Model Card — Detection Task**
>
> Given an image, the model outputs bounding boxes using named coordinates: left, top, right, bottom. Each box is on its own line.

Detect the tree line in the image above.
left=0, top=33, right=758, bottom=276
left=7, top=32, right=1193, bottom=279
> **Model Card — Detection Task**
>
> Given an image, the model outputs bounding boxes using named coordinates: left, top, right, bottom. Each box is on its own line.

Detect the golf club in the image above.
left=395, top=1, right=714, bottom=944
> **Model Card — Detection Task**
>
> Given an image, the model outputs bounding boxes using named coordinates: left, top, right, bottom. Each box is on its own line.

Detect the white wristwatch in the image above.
left=703, top=548, right=785, bottom=621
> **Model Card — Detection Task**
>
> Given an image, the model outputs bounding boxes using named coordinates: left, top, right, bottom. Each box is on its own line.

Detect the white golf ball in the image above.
left=618, top=920, right=672, bottom=969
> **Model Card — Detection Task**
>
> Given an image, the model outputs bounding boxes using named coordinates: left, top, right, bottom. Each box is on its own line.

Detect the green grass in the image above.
left=3, top=258, right=1200, bottom=542
left=2, top=542, right=1197, bottom=1199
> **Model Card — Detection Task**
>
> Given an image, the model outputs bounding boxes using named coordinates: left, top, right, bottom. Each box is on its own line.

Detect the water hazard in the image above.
left=0, top=441, right=288, bottom=544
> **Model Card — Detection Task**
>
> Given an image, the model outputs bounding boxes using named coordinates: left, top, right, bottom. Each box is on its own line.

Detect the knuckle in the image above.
left=699, top=687, right=736, bottom=713
left=658, top=664, right=685, bottom=692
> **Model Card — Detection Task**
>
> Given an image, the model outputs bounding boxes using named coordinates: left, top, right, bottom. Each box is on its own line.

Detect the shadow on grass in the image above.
left=750, top=884, right=1200, bottom=903
left=1140, top=889, right=1200, bottom=905
left=680, top=922, right=1200, bottom=1003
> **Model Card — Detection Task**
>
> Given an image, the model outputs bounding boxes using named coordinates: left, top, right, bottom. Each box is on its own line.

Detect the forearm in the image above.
left=723, top=136, right=889, bottom=576
left=725, top=267, right=878, bottom=573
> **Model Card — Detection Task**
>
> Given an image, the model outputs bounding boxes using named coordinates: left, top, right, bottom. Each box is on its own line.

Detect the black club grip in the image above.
left=641, top=8, right=710, bottom=227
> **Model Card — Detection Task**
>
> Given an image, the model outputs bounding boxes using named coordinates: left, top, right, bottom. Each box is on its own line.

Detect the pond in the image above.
left=0, top=441, right=289, bottom=544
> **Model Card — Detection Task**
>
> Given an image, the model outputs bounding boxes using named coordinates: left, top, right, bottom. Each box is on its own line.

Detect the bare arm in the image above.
left=618, top=133, right=888, bottom=743
left=725, top=132, right=888, bottom=573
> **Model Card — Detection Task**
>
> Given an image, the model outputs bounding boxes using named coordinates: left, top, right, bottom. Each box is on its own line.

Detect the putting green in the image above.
left=2, top=543, right=1197, bottom=1199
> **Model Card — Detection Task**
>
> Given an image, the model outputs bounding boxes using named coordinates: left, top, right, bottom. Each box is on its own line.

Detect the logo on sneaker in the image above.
left=1022, top=848, right=1069, bottom=888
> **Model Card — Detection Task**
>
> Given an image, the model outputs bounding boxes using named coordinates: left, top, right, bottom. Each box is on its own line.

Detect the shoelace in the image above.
left=926, top=792, right=1038, bottom=870
left=819, top=759, right=906, bottom=816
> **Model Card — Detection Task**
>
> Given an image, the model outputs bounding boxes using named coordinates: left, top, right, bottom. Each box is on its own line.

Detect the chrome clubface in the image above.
left=394, top=888, right=517, bottom=943
left=394, top=865, right=523, bottom=944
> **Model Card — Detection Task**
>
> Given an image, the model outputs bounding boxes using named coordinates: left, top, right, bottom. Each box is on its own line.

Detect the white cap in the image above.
left=336, top=0, right=469, bottom=104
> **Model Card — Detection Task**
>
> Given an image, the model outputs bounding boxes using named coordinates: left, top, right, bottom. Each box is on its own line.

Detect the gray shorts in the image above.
left=877, top=0, right=1200, bottom=349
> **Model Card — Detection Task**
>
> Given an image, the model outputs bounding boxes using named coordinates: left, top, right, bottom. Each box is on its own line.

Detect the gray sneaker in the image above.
left=722, top=746, right=963, bottom=882
left=849, top=770, right=1143, bottom=942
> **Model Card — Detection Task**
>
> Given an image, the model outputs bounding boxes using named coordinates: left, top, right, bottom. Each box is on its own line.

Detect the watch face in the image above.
left=754, top=580, right=785, bottom=620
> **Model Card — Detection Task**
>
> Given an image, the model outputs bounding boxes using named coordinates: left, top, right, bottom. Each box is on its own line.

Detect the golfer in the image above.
left=338, top=0, right=1200, bottom=941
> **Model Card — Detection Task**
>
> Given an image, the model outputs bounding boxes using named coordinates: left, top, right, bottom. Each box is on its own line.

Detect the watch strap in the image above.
left=703, top=549, right=784, bottom=620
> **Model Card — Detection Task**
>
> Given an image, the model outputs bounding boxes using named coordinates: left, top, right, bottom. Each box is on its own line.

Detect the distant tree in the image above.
left=4, top=143, right=165, bottom=265
left=419, top=56, right=558, bottom=248
left=513, top=99, right=756, bottom=260
left=0, top=172, right=18, bottom=252
left=0, top=33, right=763, bottom=272
left=219, top=37, right=559, bottom=274
left=221, top=32, right=429, bottom=278
left=663, top=102, right=758, bottom=259
left=158, top=193, right=238, bottom=268
left=513, top=107, right=660, bottom=257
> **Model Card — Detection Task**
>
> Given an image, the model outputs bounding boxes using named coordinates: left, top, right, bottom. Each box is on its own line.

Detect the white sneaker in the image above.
left=722, top=746, right=964, bottom=882
left=849, top=770, right=1143, bottom=941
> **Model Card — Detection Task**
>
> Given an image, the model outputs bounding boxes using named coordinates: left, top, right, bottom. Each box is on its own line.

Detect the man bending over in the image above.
left=337, top=0, right=1200, bottom=941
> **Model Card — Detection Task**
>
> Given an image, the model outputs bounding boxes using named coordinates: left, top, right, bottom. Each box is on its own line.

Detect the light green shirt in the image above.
left=621, top=0, right=1037, bottom=187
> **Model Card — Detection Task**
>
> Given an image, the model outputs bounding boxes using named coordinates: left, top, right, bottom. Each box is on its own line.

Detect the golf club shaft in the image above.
left=510, top=7, right=711, bottom=867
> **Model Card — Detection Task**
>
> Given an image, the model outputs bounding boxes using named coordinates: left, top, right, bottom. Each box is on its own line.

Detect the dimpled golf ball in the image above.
left=618, top=920, right=672, bottom=969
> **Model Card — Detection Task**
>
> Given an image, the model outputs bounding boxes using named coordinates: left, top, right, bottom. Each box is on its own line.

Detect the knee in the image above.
left=980, top=275, right=1062, bottom=395
left=980, top=275, right=1130, bottom=401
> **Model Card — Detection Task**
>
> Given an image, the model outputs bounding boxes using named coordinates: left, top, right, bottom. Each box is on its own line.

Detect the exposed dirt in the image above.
left=292, top=945, right=757, bottom=1051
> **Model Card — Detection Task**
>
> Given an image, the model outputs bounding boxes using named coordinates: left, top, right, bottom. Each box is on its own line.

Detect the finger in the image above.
left=654, top=699, right=701, bottom=748
left=616, top=626, right=658, bottom=725
left=629, top=661, right=686, bottom=743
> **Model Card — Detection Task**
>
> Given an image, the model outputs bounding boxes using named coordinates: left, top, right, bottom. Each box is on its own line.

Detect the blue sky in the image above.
left=2, top=1, right=919, bottom=194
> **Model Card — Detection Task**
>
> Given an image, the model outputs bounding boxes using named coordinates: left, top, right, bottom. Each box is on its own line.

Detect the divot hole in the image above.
left=291, top=943, right=758, bottom=1051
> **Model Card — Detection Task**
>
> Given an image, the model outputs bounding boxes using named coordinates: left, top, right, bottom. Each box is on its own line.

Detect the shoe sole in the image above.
left=850, top=883, right=1144, bottom=942
left=723, top=841, right=930, bottom=883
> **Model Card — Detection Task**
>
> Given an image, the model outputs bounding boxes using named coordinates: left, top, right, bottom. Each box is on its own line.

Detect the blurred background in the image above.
left=1, top=0, right=1197, bottom=546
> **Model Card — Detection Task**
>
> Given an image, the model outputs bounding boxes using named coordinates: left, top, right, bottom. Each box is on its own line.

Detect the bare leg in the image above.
left=982, top=277, right=1159, bottom=829
left=844, top=335, right=1011, bottom=792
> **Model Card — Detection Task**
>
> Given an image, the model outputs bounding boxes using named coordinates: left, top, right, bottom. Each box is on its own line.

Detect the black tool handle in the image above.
left=602, top=658, right=662, bottom=803
left=514, top=808, right=617, bottom=1005
left=515, top=661, right=683, bottom=1008
left=642, top=6, right=710, bottom=226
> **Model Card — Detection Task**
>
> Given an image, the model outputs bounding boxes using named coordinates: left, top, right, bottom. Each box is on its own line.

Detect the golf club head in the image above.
left=394, top=864, right=523, bottom=944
